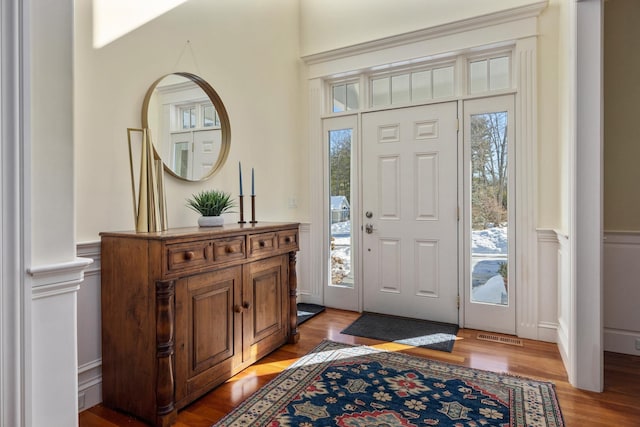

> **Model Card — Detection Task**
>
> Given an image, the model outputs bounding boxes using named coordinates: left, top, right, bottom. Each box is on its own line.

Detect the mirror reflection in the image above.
left=142, top=73, right=230, bottom=181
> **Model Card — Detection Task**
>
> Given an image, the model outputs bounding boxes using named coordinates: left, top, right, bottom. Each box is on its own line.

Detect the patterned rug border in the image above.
left=213, top=340, right=565, bottom=427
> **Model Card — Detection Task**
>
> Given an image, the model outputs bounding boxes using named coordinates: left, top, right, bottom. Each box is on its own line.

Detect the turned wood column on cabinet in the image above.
left=100, top=223, right=299, bottom=427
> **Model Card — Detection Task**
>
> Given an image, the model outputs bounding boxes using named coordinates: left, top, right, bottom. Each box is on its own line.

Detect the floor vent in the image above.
left=477, top=333, right=523, bottom=346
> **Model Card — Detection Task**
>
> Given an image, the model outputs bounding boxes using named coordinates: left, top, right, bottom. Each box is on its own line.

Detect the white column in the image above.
left=514, top=36, right=540, bottom=339
left=1, top=0, right=30, bottom=425
left=572, top=0, right=603, bottom=392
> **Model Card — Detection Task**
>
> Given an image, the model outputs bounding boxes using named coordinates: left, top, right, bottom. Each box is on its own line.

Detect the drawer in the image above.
left=166, top=240, right=210, bottom=273
left=248, top=232, right=277, bottom=257
left=212, top=237, right=246, bottom=263
left=277, top=229, right=298, bottom=251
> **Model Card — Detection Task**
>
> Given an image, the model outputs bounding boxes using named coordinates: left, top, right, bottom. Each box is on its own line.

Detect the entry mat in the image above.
left=341, top=312, right=459, bottom=352
left=296, top=303, right=325, bottom=325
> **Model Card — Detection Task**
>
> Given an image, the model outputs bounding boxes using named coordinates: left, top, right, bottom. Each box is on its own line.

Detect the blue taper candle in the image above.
left=251, top=168, right=255, bottom=195
left=239, top=162, right=243, bottom=196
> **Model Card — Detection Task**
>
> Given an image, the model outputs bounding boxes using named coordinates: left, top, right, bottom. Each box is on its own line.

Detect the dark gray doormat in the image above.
left=297, top=303, right=325, bottom=325
left=341, top=312, right=459, bottom=352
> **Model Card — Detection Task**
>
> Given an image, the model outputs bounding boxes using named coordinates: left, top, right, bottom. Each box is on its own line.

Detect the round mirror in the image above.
left=142, top=72, right=231, bottom=181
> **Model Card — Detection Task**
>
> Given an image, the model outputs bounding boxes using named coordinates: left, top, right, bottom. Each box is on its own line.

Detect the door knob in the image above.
left=365, top=211, right=373, bottom=218
left=365, top=223, right=375, bottom=234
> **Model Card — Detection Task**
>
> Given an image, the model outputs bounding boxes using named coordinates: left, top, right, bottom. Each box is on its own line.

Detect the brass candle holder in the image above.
left=238, top=195, right=246, bottom=224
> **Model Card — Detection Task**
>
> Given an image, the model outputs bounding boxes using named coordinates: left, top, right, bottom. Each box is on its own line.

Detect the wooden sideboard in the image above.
left=100, top=223, right=300, bottom=427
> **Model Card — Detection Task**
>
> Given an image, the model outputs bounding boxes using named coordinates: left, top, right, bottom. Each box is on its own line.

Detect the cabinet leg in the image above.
left=156, top=280, right=177, bottom=426
left=288, top=252, right=299, bottom=343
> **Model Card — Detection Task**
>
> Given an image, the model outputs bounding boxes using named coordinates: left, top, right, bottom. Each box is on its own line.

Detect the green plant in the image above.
left=186, top=190, right=235, bottom=216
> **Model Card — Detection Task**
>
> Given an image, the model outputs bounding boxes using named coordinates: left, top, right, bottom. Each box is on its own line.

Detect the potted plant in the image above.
left=186, top=189, right=235, bottom=227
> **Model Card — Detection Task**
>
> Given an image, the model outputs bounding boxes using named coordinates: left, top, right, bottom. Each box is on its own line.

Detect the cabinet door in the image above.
left=242, top=255, right=289, bottom=363
left=176, top=265, right=242, bottom=401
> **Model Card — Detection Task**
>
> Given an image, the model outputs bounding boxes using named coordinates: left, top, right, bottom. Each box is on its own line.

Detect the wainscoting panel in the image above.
left=536, top=229, right=559, bottom=342
left=603, top=231, right=640, bottom=356
left=76, top=241, right=102, bottom=411
left=294, top=224, right=320, bottom=304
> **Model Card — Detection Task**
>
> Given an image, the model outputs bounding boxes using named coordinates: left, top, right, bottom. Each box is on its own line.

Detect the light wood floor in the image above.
left=80, top=308, right=640, bottom=426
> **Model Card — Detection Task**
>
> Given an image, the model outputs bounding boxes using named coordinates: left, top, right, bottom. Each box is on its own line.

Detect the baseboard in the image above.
left=556, top=318, right=572, bottom=382
left=77, top=358, right=102, bottom=411
left=604, top=328, right=640, bottom=356
left=537, top=321, right=558, bottom=343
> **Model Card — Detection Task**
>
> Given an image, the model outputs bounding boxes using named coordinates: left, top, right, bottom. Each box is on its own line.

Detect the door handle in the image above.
left=365, top=223, right=375, bottom=234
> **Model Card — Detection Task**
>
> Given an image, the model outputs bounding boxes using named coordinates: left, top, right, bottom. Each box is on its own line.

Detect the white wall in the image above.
left=75, top=0, right=306, bottom=243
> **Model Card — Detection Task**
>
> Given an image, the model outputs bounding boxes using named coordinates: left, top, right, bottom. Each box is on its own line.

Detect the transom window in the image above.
left=327, top=51, right=513, bottom=115
left=332, top=82, right=360, bottom=113
left=371, top=64, right=455, bottom=107
left=468, top=55, right=511, bottom=94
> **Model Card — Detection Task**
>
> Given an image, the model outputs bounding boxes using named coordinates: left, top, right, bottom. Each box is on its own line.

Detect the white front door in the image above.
left=362, top=102, right=459, bottom=323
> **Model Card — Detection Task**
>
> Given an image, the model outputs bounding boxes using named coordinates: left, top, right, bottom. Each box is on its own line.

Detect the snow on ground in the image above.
left=472, top=226, right=507, bottom=254
left=471, top=274, right=507, bottom=305
left=331, top=221, right=352, bottom=284
left=472, top=226, right=508, bottom=304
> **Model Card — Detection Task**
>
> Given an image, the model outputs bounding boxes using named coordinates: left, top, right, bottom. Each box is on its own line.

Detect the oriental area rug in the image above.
left=213, top=340, right=565, bottom=427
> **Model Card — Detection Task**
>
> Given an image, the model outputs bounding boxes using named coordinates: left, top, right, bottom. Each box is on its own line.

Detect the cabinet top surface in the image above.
left=100, top=222, right=299, bottom=241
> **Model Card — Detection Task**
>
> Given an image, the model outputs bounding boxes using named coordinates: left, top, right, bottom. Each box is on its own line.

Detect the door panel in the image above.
left=362, top=102, right=459, bottom=323
left=242, top=256, right=288, bottom=362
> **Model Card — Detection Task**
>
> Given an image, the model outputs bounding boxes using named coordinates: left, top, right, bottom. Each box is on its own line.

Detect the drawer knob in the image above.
left=184, top=251, right=195, bottom=260
left=233, top=305, right=242, bottom=313
left=258, top=241, right=265, bottom=248
left=242, top=301, right=251, bottom=310
left=225, top=246, right=235, bottom=254
left=284, top=237, right=291, bottom=244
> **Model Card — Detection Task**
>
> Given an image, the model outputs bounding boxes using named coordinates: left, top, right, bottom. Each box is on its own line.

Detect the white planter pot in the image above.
left=198, top=215, right=224, bottom=227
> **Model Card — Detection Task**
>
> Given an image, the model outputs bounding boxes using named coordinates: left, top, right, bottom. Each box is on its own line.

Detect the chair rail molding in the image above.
left=28, top=258, right=94, bottom=299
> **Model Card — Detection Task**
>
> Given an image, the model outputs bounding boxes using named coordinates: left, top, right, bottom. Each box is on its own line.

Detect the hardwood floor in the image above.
left=80, top=308, right=640, bottom=426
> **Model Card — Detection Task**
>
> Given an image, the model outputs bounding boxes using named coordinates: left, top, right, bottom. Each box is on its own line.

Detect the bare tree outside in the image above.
left=471, top=112, right=508, bottom=229
left=470, top=111, right=509, bottom=305
left=330, top=129, right=351, bottom=203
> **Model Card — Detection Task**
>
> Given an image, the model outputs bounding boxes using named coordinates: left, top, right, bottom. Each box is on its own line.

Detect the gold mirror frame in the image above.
left=141, top=72, right=231, bottom=182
